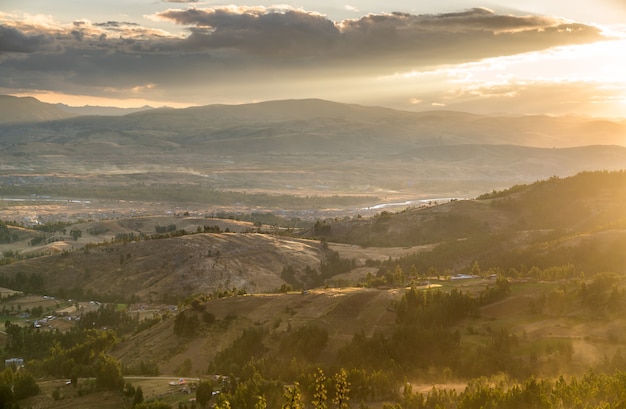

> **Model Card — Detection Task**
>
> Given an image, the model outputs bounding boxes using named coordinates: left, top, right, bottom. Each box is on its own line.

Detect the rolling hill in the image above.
left=1, top=171, right=624, bottom=300
left=114, top=287, right=400, bottom=375
left=0, top=224, right=323, bottom=300
left=298, top=171, right=626, bottom=276
left=303, top=170, right=626, bottom=244
left=1, top=97, right=626, bottom=408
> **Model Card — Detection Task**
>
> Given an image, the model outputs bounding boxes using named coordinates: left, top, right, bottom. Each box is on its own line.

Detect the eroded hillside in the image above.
left=0, top=233, right=323, bottom=300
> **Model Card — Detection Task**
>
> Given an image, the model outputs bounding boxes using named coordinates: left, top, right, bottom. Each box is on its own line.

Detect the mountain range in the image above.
left=1, top=95, right=625, bottom=205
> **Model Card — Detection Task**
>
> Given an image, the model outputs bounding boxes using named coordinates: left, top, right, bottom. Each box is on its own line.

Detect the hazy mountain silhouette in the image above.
left=0, top=95, right=75, bottom=124
left=1, top=96, right=625, bottom=199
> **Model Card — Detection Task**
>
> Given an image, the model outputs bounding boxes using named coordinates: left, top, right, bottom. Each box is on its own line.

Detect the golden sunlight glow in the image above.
left=381, top=32, right=626, bottom=117
left=10, top=91, right=195, bottom=109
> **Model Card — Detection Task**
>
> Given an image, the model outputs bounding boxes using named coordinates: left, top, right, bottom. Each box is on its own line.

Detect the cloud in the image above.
left=3, top=7, right=606, bottom=64
left=0, top=24, right=55, bottom=53
left=155, top=6, right=338, bottom=57
left=150, top=6, right=604, bottom=65
left=335, top=9, right=603, bottom=65
left=93, top=21, right=141, bottom=28
left=0, top=7, right=610, bottom=108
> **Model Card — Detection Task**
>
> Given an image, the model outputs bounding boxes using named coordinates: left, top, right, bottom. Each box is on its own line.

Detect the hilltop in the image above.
left=0, top=216, right=322, bottom=300
left=304, top=170, right=626, bottom=242
left=301, top=171, right=626, bottom=276
left=0, top=95, right=74, bottom=124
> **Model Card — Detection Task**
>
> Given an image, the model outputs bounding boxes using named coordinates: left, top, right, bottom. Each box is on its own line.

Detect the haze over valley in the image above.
left=1, top=95, right=625, bottom=222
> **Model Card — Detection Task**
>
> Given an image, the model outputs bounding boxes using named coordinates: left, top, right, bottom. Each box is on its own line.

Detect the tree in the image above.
left=312, top=368, right=328, bottom=409
left=133, top=385, right=144, bottom=407
left=282, top=382, right=304, bottom=409
left=0, top=382, right=15, bottom=408
left=95, top=354, right=124, bottom=391
left=214, top=396, right=232, bottom=409
left=255, top=396, right=267, bottom=409
left=12, top=370, right=40, bottom=400
left=124, top=382, right=136, bottom=398
left=196, top=381, right=213, bottom=408
left=70, top=229, right=82, bottom=241
left=332, top=369, right=350, bottom=409
left=179, top=358, right=192, bottom=377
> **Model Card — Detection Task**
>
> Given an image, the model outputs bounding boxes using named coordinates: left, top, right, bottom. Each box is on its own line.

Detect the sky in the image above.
left=1, top=1, right=626, bottom=116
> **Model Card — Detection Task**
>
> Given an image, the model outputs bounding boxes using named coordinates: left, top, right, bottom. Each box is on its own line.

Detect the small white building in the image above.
left=5, top=358, right=24, bottom=368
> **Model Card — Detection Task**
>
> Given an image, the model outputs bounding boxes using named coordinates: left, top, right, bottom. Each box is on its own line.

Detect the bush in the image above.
left=13, top=370, right=40, bottom=400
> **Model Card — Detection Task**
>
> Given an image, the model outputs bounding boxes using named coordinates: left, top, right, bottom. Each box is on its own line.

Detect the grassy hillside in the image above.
left=113, top=288, right=399, bottom=375
left=110, top=275, right=626, bottom=379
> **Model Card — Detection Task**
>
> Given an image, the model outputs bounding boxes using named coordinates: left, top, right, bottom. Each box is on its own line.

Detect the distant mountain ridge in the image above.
left=1, top=96, right=625, bottom=200
left=0, top=95, right=75, bottom=124
left=2, top=95, right=626, bottom=147
left=121, top=99, right=626, bottom=148
left=56, top=103, right=156, bottom=116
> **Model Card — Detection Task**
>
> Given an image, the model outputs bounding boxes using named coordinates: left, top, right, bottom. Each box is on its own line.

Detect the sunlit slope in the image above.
left=305, top=171, right=626, bottom=275
left=113, top=288, right=399, bottom=375
left=112, top=276, right=626, bottom=379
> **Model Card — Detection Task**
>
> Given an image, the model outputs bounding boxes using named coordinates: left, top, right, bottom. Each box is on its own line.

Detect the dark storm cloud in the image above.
left=0, top=25, right=55, bottom=53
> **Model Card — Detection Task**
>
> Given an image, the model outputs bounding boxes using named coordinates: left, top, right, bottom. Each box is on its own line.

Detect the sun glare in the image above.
left=9, top=91, right=195, bottom=109
left=381, top=34, right=626, bottom=117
